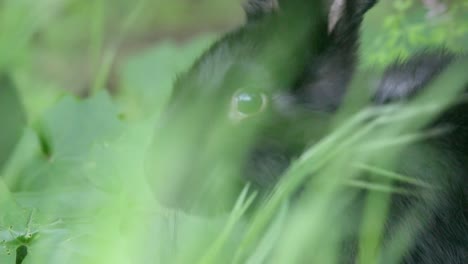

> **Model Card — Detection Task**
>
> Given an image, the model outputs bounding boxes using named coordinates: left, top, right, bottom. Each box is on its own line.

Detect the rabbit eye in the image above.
left=231, top=89, right=268, bottom=119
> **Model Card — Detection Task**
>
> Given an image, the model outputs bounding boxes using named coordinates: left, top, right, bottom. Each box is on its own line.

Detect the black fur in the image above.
left=373, top=52, right=468, bottom=263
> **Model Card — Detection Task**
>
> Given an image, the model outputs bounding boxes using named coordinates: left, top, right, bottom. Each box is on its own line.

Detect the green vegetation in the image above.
left=0, top=0, right=467, bottom=263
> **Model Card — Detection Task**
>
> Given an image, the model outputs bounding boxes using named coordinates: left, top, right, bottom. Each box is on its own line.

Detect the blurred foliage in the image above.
left=361, top=0, right=468, bottom=67
left=117, top=36, right=217, bottom=120
left=0, top=0, right=467, bottom=263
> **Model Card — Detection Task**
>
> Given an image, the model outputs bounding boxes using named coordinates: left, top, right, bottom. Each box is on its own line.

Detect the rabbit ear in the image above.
left=290, top=0, right=378, bottom=112
left=328, top=0, right=346, bottom=33
left=329, top=0, right=378, bottom=38
left=243, top=0, right=279, bottom=21
left=374, top=51, right=455, bottom=104
left=243, top=0, right=330, bottom=22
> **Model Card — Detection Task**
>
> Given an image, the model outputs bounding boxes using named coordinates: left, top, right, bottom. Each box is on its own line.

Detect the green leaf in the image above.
left=0, top=75, right=26, bottom=171
left=8, top=91, right=124, bottom=191
left=40, top=91, right=123, bottom=158
left=0, top=188, right=70, bottom=264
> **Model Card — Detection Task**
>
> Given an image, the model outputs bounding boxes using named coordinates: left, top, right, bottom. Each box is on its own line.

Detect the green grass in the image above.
left=0, top=0, right=467, bottom=263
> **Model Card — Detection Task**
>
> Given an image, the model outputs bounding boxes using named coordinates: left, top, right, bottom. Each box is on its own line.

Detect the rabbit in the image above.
left=154, top=0, right=467, bottom=262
